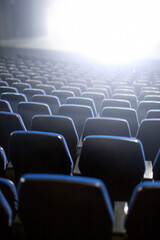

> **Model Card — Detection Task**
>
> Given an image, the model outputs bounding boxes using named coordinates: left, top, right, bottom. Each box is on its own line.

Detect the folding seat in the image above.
left=69, top=82, right=87, bottom=92
left=140, top=86, right=159, bottom=92
left=0, top=112, right=26, bottom=158
left=113, top=89, right=135, bottom=95
left=10, top=69, right=22, bottom=76
left=51, top=90, right=75, bottom=104
left=47, top=81, right=64, bottom=89
left=0, top=147, right=8, bottom=177
left=0, top=81, right=8, bottom=86
left=0, top=190, right=12, bottom=240
left=25, top=80, right=42, bottom=87
left=12, top=82, right=31, bottom=93
left=101, top=107, right=139, bottom=137
left=101, top=99, right=131, bottom=112
left=144, top=95, right=160, bottom=101
left=138, top=90, right=160, bottom=101
left=5, top=78, right=21, bottom=86
left=15, top=74, right=29, bottom=82
left=32, top=94, right=60, bottom=115
left=125, top=182, right=160, bottom=240
left=17, top=174, right=114, bottom=240
left=9, top=131, right=73, bottom=183
left=154, top=83, right=160, bottom=88
left=146, top=109, right=160, bottom=118
left=60, top=86, right=81, bottom=96
left=81, top=92, right=106, bottom=114
left=23, top=88, right=45, bottom=101
left=79, top=136, right=145, bottom=202
left=133, top=82, right=149, bottom=97
left=86, top=87, right=109, bottom=98
left=0, top=86, right=18, bottom=97
left=66, top=97, right=97, bottom=116
left=82, top=117, right=131, bottom=141
left=18, top=102, right=52, bottom=130
left=32, top=76, right=48, bottom=84
left=0, top=99, right=13, bottom=112
left=111, top=82, right=130, bottom=90
left=36, top=84, right=55, bottom=94
left=113, top=93, right=138, bottom=110
left=49, top=78, right=67, bottom=85
left=137, top=101, right=160, bottom=123
left=1, top=92, right=27, bottom=113
left=91, top=85, right=112, bottom=98
left=137, top=119, right=160, bottom=163
left=0, top=73, right=13, bottom=80
left=31, top=115, right=79, bottom=164
left=0, top=178, right=18, bottom=217
left=59, top=104, right=94, bottom=138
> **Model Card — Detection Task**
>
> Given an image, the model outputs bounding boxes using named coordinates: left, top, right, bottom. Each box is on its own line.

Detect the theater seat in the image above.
left=0, top=178, right=18, bottom=217
left=0, top=147, right=8, bottom=177
left=0, top=99, right=13, bottom=112
left=31, top=115, right=79, bottom=164
left=0, top=112, right=26, bottom=158
left=0, top=190, right=12, bottom=240
left=125, top=181, right=160, bottom=240
left=137, top=101, right=160, bottom=123
left=82, top=117, right=131, bottom=141
left=18, top=102, right=52, bottom=130
left=9, top=131, right=73, bottom=183
left=136, top=119, right=160, bottom=163
left=17, top=174, right=114, bottom=240
left=1, top=92, right=27, bottom=113
left=59, top=104, right=94, bottom=138
left=101, top=107, right=139, bottom=137
left=79, top=136, right=145, bottom=202
left=32, top=94, right=60, bottom=115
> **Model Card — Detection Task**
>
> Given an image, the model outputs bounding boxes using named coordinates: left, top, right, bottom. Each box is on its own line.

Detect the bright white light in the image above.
left=47, top=0, right=160, bottom=64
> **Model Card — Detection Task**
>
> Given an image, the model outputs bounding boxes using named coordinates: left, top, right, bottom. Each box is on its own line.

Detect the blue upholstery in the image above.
left=1, top=92, right=27, bottom=113
left=18, top=101, right=52, bottom=130
left=82, top=117, right=131, bottom=140
left=125, top=181, right=160, bottom=240
left=137, top=119, right=160, bottom=163
left=59, top=104, right=94, bottom=138
left=0, top=111, right=26, bottom=158
left=32, top=94, right=60, bottom=115
left=66, top=96, right=97, bottom=116
left=0, top=190, right=12, bottom=240
left=137, top=101, right=160, bottom=123
left=79, top=135, right=145, bottom=201
left=9, top=131, right=73, bottom=183
left=17, top=174, right=114, bottom=240
left=0, top=147, right=8, bottom=177
left=0, top=99, right=13, bottom=112
left=31, top=115, right=79, bottom=164
left=101, top=107, right=139, bottom=137
left=0, top=178, right=18, bottom=216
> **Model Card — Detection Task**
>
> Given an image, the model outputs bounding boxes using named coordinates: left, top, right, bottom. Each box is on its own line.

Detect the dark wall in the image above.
left=0, top=0, right=48, bottom=40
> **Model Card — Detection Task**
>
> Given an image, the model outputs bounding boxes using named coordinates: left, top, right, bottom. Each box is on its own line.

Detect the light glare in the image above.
left=47, top=0, right=160, bottom=64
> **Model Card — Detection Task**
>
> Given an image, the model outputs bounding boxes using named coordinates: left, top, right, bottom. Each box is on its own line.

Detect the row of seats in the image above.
left=1, top=94, right=160, bottom=136
left=0, top=110, right=160, bottom=165
left=0, top=55, right=160, bottom=239
left=1, top=84, right=160, bottom=116
left=0, top=126, right=159, bottom=200
left=1, top=174, right=160, bottom=240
